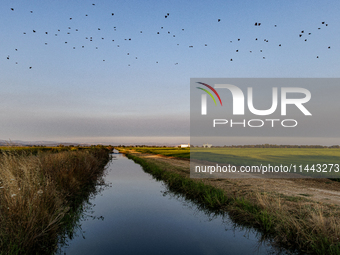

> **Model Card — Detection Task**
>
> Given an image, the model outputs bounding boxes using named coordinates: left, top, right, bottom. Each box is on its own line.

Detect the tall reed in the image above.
left=0, top=148, right=109, bottom=254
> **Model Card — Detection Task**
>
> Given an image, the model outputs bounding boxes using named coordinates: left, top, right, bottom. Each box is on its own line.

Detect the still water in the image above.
left=59, top=153, right=291, bottom=255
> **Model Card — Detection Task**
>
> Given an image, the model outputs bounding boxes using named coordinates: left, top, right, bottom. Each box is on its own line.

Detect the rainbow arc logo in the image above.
left=196, top=82, right=223, bottom=106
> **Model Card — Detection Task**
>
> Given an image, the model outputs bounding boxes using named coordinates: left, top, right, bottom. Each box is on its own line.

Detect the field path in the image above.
left=126, top=150, right=340, bottom=206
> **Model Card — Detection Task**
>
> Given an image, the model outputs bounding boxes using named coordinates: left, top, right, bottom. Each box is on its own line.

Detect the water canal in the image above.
left=58, top=153, right=293, bottom=255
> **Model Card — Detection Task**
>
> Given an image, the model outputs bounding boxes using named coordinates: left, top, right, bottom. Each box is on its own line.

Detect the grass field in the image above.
left=131, top=147, right=340, bottom=165
left=191, top=147, right=340, bottom=166
left=132, top=147, right=190, bottom=158
left=130, top=146, right=340, bottom=178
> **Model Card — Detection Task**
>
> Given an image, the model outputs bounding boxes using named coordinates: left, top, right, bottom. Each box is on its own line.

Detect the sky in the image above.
left=1, top=0, right=339, bottom=145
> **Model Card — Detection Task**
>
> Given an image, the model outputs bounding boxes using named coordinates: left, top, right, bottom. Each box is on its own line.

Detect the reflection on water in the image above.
left=57, top=153, right=295, bottom=255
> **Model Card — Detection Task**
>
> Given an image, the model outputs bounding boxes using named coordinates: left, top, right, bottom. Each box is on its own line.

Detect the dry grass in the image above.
left=0, top=148, right=109, bottom=254
left=228, top=190, right=340, bottom=253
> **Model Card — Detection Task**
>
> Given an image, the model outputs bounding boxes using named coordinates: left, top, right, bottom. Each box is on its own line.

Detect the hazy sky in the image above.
left=1, top=0, right=339, bottom=144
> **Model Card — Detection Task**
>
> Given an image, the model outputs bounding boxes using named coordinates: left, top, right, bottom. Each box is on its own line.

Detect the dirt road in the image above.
left=128, top=150, right=340, bottom=206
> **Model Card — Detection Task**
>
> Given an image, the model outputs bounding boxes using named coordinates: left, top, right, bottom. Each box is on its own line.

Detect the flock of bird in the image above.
left=4, top=4, right=333, bottom=69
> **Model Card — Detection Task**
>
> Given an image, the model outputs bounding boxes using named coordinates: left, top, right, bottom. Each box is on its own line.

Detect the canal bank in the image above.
left=119, top=148, right=340, bottom=255
left=59, top=152, right=291, bottom=255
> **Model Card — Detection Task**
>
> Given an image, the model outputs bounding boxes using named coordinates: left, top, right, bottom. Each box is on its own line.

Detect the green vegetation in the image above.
left=130, top=146, right=340, bottom=178
left=0, top=147, right=111, bottom=254
left=132, top=147, right=190, bottom=159
left=124, top=151, right=340, bottom=255
left=131, top=146, right=340, bottom=166
left=0, top=145, right=114, bottom=155
left=190, top=147, right=340, bottom=166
